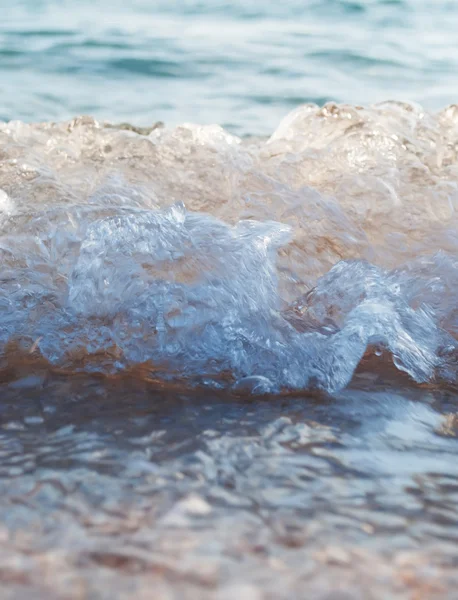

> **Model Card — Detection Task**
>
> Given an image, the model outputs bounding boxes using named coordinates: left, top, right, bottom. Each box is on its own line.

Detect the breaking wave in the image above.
left=2, top=101, right=458, bottom=393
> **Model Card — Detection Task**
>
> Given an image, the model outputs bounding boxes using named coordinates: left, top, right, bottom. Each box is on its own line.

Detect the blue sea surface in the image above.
left=2, top=0, right=458, bottom=134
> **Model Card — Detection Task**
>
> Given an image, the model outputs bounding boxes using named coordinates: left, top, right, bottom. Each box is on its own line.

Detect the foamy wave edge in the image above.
left=2, top=101, right=458, bottom=393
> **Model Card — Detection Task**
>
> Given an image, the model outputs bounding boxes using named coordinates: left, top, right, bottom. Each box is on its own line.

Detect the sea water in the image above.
left=1, top=1, right=458, bottom=599
left=3, top=0, right=458, bottom=135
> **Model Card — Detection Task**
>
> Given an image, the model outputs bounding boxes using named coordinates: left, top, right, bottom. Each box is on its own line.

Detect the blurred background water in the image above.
left=3, top=0, right=458, bottom=135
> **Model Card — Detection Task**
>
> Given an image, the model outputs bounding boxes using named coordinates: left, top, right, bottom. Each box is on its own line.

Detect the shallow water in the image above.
left=1, top=374, right=457, bottom=599
left=2, top=1, right=458, bottom=597
left=0, top=102, right=458, bottom=598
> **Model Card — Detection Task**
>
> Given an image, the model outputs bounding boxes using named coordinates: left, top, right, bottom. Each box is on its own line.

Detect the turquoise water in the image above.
left=3, top=0, right=458, bottom=134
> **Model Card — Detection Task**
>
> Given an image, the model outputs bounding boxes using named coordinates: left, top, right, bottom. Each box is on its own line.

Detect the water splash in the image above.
left=2, top=102, right=458, bottom=392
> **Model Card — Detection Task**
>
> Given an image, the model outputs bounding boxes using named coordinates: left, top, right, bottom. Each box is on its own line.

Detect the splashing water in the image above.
left=2, top=103, right=458, bottom=600
left=2, top=102, right=458, bottom=393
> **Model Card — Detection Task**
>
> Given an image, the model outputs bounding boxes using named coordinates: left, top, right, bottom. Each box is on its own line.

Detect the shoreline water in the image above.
left=1, top=101, right=458, bottom=394
left=3, top=0, right=458, bottom=597
left=0, top=103, right=457, bottom=597
left=0, top=373, right=457, bottom=600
